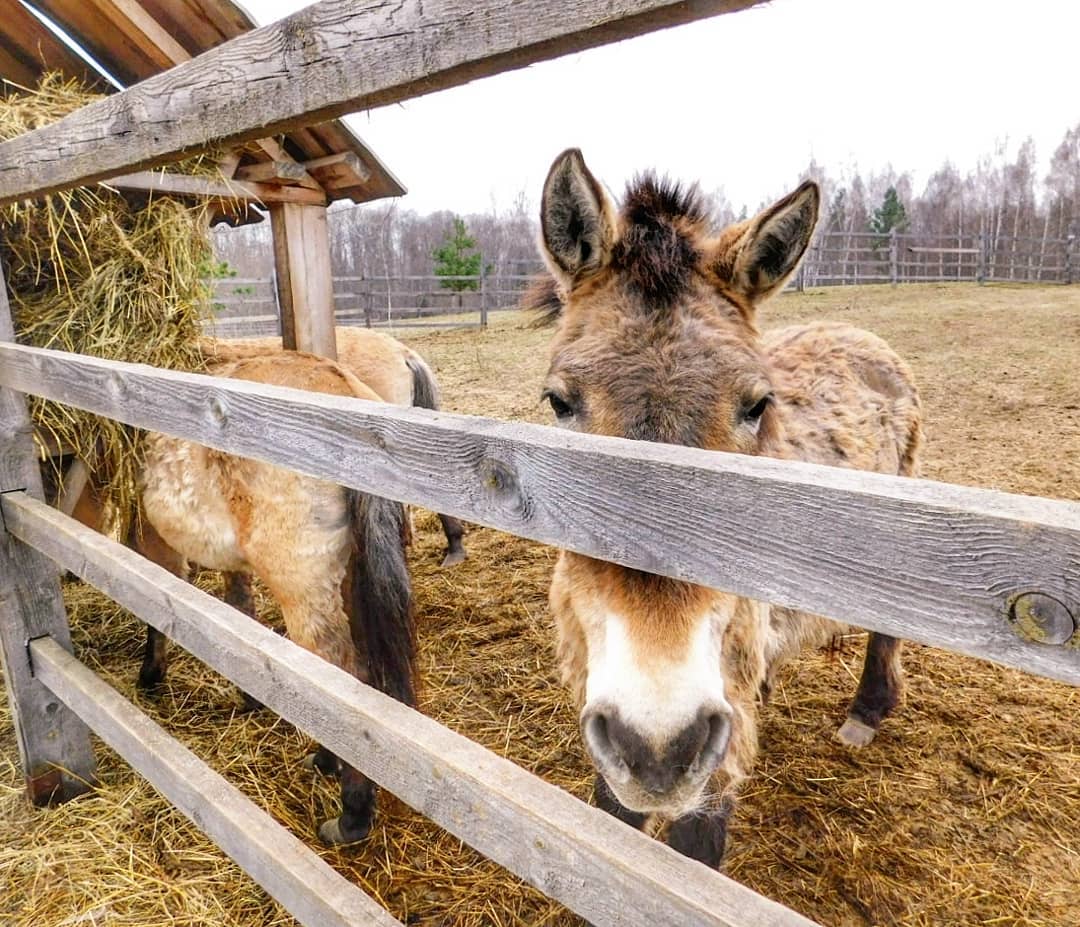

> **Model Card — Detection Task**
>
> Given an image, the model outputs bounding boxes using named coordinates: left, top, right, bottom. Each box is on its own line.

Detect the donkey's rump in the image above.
left=200, top=327, right=426, bottom=406
left=764, top=321, right=923, bottom=477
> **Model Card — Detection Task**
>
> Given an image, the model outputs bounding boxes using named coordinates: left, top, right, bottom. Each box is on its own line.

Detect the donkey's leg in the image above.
left=837, top=633, right=904, bottom=748
left=667, top=796, right=734, bottom=869
left=593, top=773, right=647, bottom=829
left=437, top=513, right=467, bottom=567
left=133, top=520, right=187, bottom=691
left=221, top=572, right=267, bottom=712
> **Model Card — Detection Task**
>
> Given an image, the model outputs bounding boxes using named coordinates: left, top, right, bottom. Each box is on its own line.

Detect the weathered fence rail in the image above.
left=2, top=343, right=1078, bottom=686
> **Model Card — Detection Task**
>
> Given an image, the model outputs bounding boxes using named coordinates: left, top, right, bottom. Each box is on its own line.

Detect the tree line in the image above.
left=212, top=120, right=1079, bottom=285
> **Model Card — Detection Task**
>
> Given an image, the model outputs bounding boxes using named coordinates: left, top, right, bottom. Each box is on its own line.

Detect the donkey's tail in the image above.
left=406, top=352, right=440, bottom=410
left=348, top=490, right=416, bottom=707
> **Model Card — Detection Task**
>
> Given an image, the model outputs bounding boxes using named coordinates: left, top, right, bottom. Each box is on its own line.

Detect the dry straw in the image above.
left=1, top=73, right=218, bottom=535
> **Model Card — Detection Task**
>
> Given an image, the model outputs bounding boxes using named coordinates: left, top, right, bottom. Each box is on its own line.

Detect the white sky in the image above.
left=243, top=0, right=1080, bottom=216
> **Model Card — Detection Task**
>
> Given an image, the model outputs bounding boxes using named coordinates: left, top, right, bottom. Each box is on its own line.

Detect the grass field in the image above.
left=3, top=283, right=1079, bottom=927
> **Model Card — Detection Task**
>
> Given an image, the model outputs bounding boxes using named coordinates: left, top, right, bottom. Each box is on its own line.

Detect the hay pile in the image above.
left=1, top=73, right=218, bottom=532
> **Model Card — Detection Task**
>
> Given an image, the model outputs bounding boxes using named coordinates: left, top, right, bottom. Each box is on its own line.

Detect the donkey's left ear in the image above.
left=717, top=181, right=819, bottom=304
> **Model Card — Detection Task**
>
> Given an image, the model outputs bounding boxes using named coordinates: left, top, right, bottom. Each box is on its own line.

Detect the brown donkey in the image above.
left=69, top=352, right=416, bottom=846
left=533, top=150, right=922, bottom=867
left=202, top=326, right=466, bottom=566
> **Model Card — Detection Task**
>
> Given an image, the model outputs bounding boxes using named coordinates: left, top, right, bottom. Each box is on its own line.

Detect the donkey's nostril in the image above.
left=699, top=710, right=733, bottom=772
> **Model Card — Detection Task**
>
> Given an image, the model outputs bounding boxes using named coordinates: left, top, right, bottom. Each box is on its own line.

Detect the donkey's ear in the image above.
left=717, top=181, right=819, bottom=304
left=540, top=149, right=618, bottom=285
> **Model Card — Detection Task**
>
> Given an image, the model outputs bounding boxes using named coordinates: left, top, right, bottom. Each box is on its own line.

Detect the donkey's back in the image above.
left=765, top=320, right=923, bottom=478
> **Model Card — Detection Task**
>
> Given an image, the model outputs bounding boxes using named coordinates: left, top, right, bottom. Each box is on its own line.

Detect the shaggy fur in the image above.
left=536, top=149, right=922, bottom=866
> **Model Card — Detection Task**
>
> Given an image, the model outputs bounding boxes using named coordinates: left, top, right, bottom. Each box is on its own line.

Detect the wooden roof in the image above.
left=3, top=0, right=405, bottom=204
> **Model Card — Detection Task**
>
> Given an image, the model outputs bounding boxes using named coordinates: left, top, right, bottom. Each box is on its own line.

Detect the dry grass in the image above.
left=2, top=283, right=1079, bottom=927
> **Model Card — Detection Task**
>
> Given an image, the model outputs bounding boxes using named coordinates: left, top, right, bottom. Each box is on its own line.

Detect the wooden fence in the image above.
left=209, top=228, right=1078, bottom=336
left=1, top=2, right=1078, bottom=926
left=209, top=271, right=538, bottom=336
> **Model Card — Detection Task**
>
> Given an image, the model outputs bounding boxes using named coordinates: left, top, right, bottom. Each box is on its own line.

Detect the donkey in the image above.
left=87, top=352, right=415, bottom=845
left=202, top=326, right=466, bottom=566
left=532, top=150, right=922, bottom=867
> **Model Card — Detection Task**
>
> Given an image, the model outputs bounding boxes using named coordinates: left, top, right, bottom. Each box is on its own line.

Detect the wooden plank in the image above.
left=105, top=170, right=327, bottom=206
left=302, top=152, right=371, bottom=191
left=0, top=271, right=96, bottom=804
left=0, top=0, right=106, bottom=90
left=0, top=344, right=1078, bottom=685
left=234, top=160, right=321, bottom=190
left=270, top=203, right=337, bottom=358
left=5, top=493, right=817, bottom=927
left=0, top=0, right=765, bottom=204
left=29, top=637, right=402, bottom=927
left=26, top=0, right=186, bottom=84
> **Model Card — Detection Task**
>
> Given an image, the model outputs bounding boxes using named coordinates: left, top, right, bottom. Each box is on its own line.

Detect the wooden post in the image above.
left=977, top=232, right=988, bottom=285
left=0, top=261, right=97, bottom=804
left=269, top=203, right=337, bottom=359
left=1066, top=233, right=1076, bottom=286
left=889, top=228, right=899, bottom=286
left=479, top=262, right=488, bottom=328
left=363, top=283, right=373, bottom=329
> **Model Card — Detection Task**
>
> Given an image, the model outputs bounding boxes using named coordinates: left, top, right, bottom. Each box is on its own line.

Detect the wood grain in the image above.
left=6, top=493, right=818, bottom=927
left=270, top=203, right=337, bottom=357
left=29, top=637, right=403, bottom=927
left=0, top=278, right=97, bottom=804
left=0, top=343, right=1077, bottom=685
left=0, top=0, right=764, bottom=204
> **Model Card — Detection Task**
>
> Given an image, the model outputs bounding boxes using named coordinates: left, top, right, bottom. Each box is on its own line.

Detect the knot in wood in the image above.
left=208, top=396, right=229, bottom=427
left=1007, top=592, right=1076, bottom=646
left=479, top=457, right=526, bottom=516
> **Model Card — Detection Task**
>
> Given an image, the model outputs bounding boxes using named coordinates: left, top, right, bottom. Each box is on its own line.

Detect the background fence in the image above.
left=209, top=231, right=1077, bottom=336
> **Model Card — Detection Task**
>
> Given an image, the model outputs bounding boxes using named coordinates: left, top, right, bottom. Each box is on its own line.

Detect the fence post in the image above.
left=889, top=228, right=898, bottom=286
left=977, top=232, right=988, bottom=285
left=1066, top=234, right=1076, bottom=286
left=479, top=263, right=488, bottom=328
left=363, top=281, right=372, bottom=328
left=0, top=260, right=98, bottom=805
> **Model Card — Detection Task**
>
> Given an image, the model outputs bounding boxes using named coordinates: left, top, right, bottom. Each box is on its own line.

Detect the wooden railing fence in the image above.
left=0, top=2, right=1078, bottom=927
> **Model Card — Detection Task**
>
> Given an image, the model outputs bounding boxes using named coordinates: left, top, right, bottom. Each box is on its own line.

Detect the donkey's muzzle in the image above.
left=582, top=705, right=731, bottom=802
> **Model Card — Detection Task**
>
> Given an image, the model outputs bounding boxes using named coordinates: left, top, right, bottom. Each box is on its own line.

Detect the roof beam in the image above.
left=0, top=0, right=765, bottom=206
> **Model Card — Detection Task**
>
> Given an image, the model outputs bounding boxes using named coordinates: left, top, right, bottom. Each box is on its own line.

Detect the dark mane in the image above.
left=523, top=274, right=564, bottom=326
left=613, top=172, right=706, bottom=310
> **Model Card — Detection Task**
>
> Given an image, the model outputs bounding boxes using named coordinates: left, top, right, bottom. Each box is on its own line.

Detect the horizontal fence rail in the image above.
left=27, top=637, right=402, bottom=927
left=2, top=492, right=816, bottom=927
left=0, top=0, right=764, bottom=206
left=1, top=342, right=1078, bottom=686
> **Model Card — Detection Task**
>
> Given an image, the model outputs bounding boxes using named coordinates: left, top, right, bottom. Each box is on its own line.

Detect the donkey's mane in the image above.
left=526, top=171, right=709, bottom=324
left=613, top=172, right=707, bottom=312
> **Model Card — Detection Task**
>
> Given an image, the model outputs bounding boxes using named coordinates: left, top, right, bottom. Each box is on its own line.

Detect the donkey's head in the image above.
left=538, top=149, right=819, bottom=816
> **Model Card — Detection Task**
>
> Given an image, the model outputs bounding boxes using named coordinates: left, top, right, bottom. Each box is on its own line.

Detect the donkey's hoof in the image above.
left=836, top=716, right=877, bottom=748
left=318, top=815, right=371, bottom=846
left=441, top=548, right=467, bottom=568
left=302, top=750, right=340, bottom=775
left=136, top=667, right=165, bottom=693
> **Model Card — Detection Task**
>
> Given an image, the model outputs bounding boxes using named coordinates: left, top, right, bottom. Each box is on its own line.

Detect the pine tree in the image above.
left=869, top=186, right=908, bottom=244
left=432, top=217, right=482, bottom=292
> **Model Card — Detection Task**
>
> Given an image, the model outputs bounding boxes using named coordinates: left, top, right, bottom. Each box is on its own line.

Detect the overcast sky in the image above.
left=242, top=0, right=1080, bottom=217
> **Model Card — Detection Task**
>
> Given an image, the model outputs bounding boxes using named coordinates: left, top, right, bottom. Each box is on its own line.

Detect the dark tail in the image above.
left=347, top=490, right=417, bottom=707
left=406, top=354, right=440, bottom=410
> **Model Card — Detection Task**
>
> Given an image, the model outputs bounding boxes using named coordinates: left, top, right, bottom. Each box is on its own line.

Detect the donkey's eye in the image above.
left=543, top=390, right=575, bottom=421
left=742, top=393, right=773, bottom=424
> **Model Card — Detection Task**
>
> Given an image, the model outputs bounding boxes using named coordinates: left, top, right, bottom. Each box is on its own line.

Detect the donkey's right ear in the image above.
left=540, top=149, right=618, bottom=286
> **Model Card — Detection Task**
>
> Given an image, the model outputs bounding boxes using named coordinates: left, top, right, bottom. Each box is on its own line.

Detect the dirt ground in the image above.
left=2, top=283, right=1078, bottom=927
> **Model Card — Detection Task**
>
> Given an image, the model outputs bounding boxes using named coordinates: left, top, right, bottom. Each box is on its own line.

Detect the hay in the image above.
left=0, top=73, right=219, bottom=535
